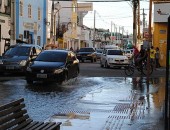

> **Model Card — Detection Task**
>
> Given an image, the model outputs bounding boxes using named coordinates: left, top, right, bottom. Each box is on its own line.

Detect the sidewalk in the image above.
left=46, top=77, right=165, bottom=130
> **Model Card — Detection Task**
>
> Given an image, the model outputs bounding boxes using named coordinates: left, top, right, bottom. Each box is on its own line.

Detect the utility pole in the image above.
left=142, top=8, right=146, bottom=38
left=93, top=10, right=96, bottom=47
left=148, top=0, right=152, bottom=44
left=10, top=0, right=16, bottom=45
left=132, top=0, right=138, bottom=46
left=137, top=0, right=140, bottom=44
left=50, top=1, right=54, bottom=44
left=111, top=21, right=113, bottom=43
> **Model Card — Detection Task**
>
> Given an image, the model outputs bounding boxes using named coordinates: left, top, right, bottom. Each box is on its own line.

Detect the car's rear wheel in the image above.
left=26, top=80, right=33, bottom=84
left=91, top=58, right=94, bottom=63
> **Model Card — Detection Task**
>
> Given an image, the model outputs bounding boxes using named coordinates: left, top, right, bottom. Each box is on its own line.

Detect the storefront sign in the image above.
left=160, top=30, right=166, bottom=34
left=23, top=22, right=34, bottom=29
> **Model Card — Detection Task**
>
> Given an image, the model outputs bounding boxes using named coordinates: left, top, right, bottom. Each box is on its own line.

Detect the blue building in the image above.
left=15, top=0, right=47, bottom=47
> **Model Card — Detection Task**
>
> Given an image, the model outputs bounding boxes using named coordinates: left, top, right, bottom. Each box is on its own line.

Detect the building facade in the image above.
left=153, top=2, right=170, bottom=67
left=0, top=0, right=10, bottom=55
left=16, top=0, right=47, bottom=47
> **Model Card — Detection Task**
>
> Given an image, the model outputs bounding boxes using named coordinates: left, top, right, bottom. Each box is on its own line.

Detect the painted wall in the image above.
left=153, top=23, right=167, bottom=67
left=0, top=15, right=10, bottom=55
left=15, top=0, right=46, bottom=47
left=153, top=3, right=170, bottom=67
left=0, top=0, right=10, bottom=55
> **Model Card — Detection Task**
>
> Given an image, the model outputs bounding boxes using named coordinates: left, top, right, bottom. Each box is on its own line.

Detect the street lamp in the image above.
left=54, top=2, right=61, bottom=43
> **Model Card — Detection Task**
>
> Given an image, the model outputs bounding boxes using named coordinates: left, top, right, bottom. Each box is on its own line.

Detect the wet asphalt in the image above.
left=0, top=62, right=167, bottom=130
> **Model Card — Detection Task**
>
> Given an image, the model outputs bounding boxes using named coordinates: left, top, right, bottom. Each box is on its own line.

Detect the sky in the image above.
left=81, top=1, right=150, bottom=34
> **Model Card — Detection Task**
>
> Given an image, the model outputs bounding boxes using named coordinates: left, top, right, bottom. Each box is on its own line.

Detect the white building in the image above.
left=0, top=0, right=10, bottom=55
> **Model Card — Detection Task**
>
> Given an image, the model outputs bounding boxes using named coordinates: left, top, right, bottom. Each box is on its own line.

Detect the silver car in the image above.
left=0, top=44, right=42, bottom=75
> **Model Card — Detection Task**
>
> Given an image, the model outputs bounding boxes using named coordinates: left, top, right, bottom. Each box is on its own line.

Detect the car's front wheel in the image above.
left=58, top=73, right=68, bottom=85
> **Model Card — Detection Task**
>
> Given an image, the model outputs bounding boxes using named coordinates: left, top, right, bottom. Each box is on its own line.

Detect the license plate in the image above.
left=6, top=66, right=14, bottom=70
left=37, top=74, right=47, bottom=78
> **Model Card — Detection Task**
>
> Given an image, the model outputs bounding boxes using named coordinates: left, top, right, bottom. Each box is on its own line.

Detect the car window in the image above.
left=107, top=50, right=123, bottom=55
left=35, top=51, right=67, bottom=62
left=96, top=49, right=103, bottom=53
left=4, top=46, right=31, bottom=56
left=79, top=48, right=95, bottom=52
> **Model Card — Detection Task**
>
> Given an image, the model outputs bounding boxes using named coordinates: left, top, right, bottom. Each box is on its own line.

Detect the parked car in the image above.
left=96, top=49, right=103, bottom=60
left=76, top=47, right=97, bottom=62
left=25, top=49, right=79, bottom=84
left=100, top=49, right=129, bottom=68
left=0, top=44, right=42, bottom=75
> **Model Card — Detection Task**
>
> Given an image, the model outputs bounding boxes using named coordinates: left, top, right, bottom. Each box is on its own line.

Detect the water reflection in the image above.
left=130, top=77, right=165, bottom=111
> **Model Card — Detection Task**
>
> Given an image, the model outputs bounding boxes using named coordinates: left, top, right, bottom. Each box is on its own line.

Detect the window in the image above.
left=19, top=1, right=23, bottom=16
left=28, top=4, right=32, bottom=18
left=37, top=36, right=41, bottom=46
left=38, top=7, right=41, bottom=20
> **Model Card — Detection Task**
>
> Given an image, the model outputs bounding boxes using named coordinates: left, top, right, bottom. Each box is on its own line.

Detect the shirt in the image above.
left=150, top=49, right=156, bottom=59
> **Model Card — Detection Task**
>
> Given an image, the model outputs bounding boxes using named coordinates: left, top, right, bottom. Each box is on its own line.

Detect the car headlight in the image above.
left=0, top=60, right=3, bottom=65
left=108, top=58, right=113, bottom=61
left=26, top=67, right=32, bottom=72
left=20, top=60, right=27, bottom=66
left=54, top=69, right=63, bottom=74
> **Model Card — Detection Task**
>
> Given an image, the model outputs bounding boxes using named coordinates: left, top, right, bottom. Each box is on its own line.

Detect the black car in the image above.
left=25, top=50, right=79, bottom=84
left=0, top=44, right=42, bottom=75
left=76, top=47, right=97, bottom=62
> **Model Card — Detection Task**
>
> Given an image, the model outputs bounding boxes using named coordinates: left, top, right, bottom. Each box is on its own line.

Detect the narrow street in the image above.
left=0, top=62, right=166, bottom=130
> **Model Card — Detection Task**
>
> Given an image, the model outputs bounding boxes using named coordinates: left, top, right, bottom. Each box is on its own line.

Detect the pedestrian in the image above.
left=70, top=47, right=73, bottom=51
left=150, top=46, right=156, bottom=69
left=135, top=45, right=147, bottom=69
left=132, top=45, right=139, bottom=63
left=155, top=47, right=161, bottom=68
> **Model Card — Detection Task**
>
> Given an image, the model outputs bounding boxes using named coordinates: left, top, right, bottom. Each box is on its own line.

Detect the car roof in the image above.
left=105, top=49, right=121, bottom=51
left=10, top=44, right=40, bottom=48
left=43, top=49, right=70, bottom=53
left=80, top=47, right=94, bottom=49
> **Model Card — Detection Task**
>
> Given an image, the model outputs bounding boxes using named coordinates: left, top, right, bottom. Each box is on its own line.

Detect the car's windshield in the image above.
left=4, top=46, right=31, bottom=56
left=107, top=50, right=123, bottom=55
left=125, top=50, right=131, bottom=54
left=79, top=48, right=94, bottom=52
left=35, top=51, right=67, bottom=62
left=96, top=49, right=103, bottom=53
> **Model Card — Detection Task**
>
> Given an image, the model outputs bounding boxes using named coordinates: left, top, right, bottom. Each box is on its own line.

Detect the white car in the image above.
left=100, top=49, right=130, bottom=68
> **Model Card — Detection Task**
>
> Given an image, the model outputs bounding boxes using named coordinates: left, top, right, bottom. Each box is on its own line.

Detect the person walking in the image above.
left=132, top=45, right=139, bottom=63
left=155, top=47, right=161, bottom=68
left=70, top=47, right=73, bottom=51
left=135, top=45, right=147, bottom=70
left=150, top=46, right=156, bottom=70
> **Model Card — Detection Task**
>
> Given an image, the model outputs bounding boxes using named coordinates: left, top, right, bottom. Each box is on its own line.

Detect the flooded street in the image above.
left=0, top=76, right=165, bottom=130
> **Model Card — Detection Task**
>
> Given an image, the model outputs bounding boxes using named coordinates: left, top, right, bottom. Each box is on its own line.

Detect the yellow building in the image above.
left=153, top=1, right=170, bottom=67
